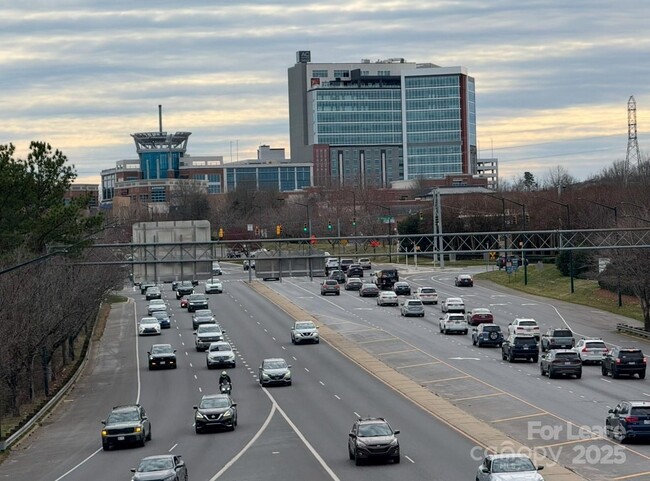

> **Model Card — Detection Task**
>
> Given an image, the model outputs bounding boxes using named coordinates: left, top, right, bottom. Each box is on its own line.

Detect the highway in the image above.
left=1, top=264, right=482, bottom=481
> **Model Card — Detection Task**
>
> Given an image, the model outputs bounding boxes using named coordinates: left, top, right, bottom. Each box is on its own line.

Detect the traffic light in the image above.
left=327, top=220, right=332, bottom=231
left=303, top=223, right=308, bottom=233
left=419, top=211, right=424, bottom=221
left=255, top=225, right=260, bottom=236
left=276, top=224, right=283, bottom=236
left=352, top=217, right=357, bottom=227
left=218, top=227, right=224, bottom=239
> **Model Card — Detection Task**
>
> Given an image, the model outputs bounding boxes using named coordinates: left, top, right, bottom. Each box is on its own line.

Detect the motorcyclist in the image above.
left=219, top=371, right=231, bottom=388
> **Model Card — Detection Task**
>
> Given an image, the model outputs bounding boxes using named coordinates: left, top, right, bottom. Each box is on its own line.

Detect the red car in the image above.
left=179, top=296, right=189, bottom=308
left=467, top=308, right=494, bottom=326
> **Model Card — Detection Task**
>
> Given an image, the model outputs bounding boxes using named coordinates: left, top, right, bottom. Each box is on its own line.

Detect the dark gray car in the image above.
left=131, top=455, right=187, bottom=481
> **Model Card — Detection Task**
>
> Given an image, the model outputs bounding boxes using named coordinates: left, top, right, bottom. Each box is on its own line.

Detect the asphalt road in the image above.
left=0, top=263, right=480, bottom=481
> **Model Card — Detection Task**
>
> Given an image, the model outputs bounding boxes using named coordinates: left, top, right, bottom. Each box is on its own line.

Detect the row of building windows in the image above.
left=405, top=76, right=460, bottom=88
left=405, top=99, right=463, bottom=110
left=406, top=109, right=460, bottom=121
left=315, top=90, right=401, bottom=101
left=316, top=101, right=402, bottom=112
left=333, top=70, right=350, bottom=78
left=318, top=133, right=403, bottom=145
left=317, top=123, right=402, bottom=134
left=316, top=111, right=402, bottom=123
left=405, top=86, right=460, bottom=99
left=406, top=131, right=462, bottom=143
left=405, top=120, right=461, bottom=133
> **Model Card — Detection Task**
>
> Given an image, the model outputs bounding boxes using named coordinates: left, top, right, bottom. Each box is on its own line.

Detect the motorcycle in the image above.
left=219, top=382, right=232, bottom=395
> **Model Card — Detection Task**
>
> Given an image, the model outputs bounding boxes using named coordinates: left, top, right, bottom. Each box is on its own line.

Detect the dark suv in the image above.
left=602, top=348, right=646, bottom=379
left=340, top=258, right=355, bottom=272
left=321, top=279, right=340, bottom=296
left=502, top=334, right=539, bottom=362
left=101, top=404, right=151, bottom=450
left=187, top=293, right=208, bottom=313
left=348, top=417, right=400, bottom=465
left=175, top=281, right=194, bottom=299
left=328, top=270, right=346, bottom=284
left=347, top=264, right=364, bottom=278
left=540, top=349, right=582, bottom=378
left=472, top=324, right=504, bottom=347
left=540, top=328, right=575, bottom=352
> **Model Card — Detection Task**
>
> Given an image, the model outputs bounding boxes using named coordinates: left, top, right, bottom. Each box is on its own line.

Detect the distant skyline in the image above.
left=1, top=1, right=648, bottom=186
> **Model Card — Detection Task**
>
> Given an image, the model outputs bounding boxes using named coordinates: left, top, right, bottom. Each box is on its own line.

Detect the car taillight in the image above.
left=624, top=416, right=639, bottom=423
left=644, top=357, right=647, bottom=364
left=604, top=347, right=609, bottom=353
left=582, top=348, right=589, bottom=352
left=615, top=358, right=621, bottom=364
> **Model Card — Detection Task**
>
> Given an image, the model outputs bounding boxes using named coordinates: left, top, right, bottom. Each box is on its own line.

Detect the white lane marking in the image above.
left=169, top=443, right=177, bottom=452
left=319, top=381, right=325, bottom=386
left=405, top=455, right=415, bottom=463
left=334, top=395, right=341, bottom=400
left=272, top=337, right=276, bottom=341
left=304, top=368, right=310, bottom=372
left=601, top=379, right=612, bottom=383
left=199, top=387, right=202, bottom=393
left=354, top=411, right=360, bottom=417
left=194, top=374, right=198, bottom=380
left=53, top=448, right=102, bottom=481
left=209, top=403, right=277, bottom=480
left=281, top=346, right=286, bottom=350
left=189, top=363, right=193, bottom=368
left=292, top=356, right=297, bottom=361
left=643, top=393, right=650, bottom=397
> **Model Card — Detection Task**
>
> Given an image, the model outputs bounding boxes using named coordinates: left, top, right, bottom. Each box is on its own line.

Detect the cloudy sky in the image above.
left=2, top=1, right=648, bottom=185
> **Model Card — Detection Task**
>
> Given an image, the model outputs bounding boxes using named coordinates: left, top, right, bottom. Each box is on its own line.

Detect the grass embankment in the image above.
left=474, top=264, right=644, bottom=323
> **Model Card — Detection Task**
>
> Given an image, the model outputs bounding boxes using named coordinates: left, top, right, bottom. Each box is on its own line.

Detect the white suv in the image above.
left=573, top=338, right=609, bottom=364
left=508, top=318, right=540, bottom=339
left=441, top=297, right=465, bottom=313
left=415, top=287, right=438, bottom=305
left=439, top=313, right=468, bottom=335
left=400, top=299, right=424, bottom=317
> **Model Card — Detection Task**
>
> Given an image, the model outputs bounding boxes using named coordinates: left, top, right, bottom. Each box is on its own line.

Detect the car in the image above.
left=145, top=286, right=162, bottom=301
left=179, top=296, right=189, bottom=308
left=147, top=344, right=177, bottom=370
left=325, top=258, right=340, bottom=274
left=205, top=277, right=223, bottom=294
left=439, top=313, right=468, bottom=335
left=147, top=299, right=167, bottom=316
left=259, top=358, right=292, bottom=386
left=414, top=287, right=438, bottom=304
left=291, top=320, right=320, bottom=344
left=539, top=349, right=582, bottom=378
left=502, top=334, right=539, bottom=363
left=101, top=404, right=151, bottom=450
left=321, top=279, right=341, bottom=296
left=358, top=258, right=372, bottom=270
left=151, top=310, right=171, bottom=329
left=606, top=400, right=650, bottom=442
left=138, top=317, right=161, bottom=336
left=340, top=258, right=355, bottom=272
left=194, top=394, right=237, bottom=433
left=328, top=269, right=347, bottom=284
left=194, top=323, right=224, bottom=351
left=344, top=277, right=363, bottom=291
left=206, top=341, right=236, bottom=369
left=400, top=298, right=424, bottom=317
left=393, top=281, right=411, bottom=296
left=227, top=249, right=242, bottom=258
left=175, top=280, right=194, bottom=299
left=130, top=455, right=187, bottom=481
left=377, top=291, right=399, bottom=306
left=441, top=297, right=465, bottom=313
left=139, top=281, right=156, bottom=295
left=472, top=323, right=504, bottom=347
left=348, top=417, right=400, bottom=465
left=212, top=262, right=223, bottom=275
left=573, top=338, right=609, bottom=364
left=171, top=281, right=179, bottom=291
left=476, top=453, right=544, bottom=481
left=467, top=308, right=494, bottom=326
left=359, top=283, right=380, bottom=297
left=602, top=347, right=646, bottom=379
left=540, top=328, right=575, bottom=352
left=455, top=274, right=474, bottom=287
left=243, top=260, right=255, bottom=270
left=347, top=264, right=364, bottom=278
left=187, top=293, right=208, bottom=313
left=192, top=309, right=217, bottom=331
left=508, top=318, right=540, bottom=339
left=496, top=255, right=521, bottom=270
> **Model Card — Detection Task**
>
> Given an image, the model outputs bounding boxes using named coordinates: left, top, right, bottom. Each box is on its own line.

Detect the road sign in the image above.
left=310, top=234, right=317, bottom=245
left=489, top=251, right=497, bottom=260
left=341, top=239, right=348, bottom=246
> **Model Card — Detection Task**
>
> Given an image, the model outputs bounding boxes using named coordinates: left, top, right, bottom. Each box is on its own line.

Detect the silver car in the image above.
left=377, top=291, right=399, bottom=306
left=147, top=299, right=167, bottom=316
left=476, top=454, right=544, bottom=480
left=290, top=320, right=320, bottom=344
left=259, top=358, right=292, bottom=387
left=205, top=278, right=223, bottom=294
left=206, top=341, right=236, bottom=369
left=400, top=299, right=424, bottom=317
left=194, top=323, right=225, bottom=351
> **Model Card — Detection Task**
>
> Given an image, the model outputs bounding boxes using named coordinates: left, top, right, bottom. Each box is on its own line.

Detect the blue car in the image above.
left=606, top=401, right=650, bottom=442
left=472, top=324, right=504, bottom=347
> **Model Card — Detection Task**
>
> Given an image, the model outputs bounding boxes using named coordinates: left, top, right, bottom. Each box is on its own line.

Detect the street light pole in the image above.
left=294, top=201, right=312, bottom=281
left=368, top=203, right=392, bottom=263
left=502, top=197, right=527, bottom=285
left=540, top=197, right=573, bottom=293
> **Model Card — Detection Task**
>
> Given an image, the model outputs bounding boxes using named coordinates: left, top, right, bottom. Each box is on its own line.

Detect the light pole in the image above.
left=368, top=203, right=392, bottom=262
left=294, top=201, right=313, bottom=281
left=503, top=197, right=527, bottom=285
left=539, top=197, right=573, bottom=293
left=579, top=198, right=620, bottom=306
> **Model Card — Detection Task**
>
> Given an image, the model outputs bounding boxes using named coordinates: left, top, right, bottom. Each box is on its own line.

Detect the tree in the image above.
left=541, top=165, right=576, bottom=195
left=168, top=180, right=211, bottom=221
left=523, top=172, right=537, bottom=191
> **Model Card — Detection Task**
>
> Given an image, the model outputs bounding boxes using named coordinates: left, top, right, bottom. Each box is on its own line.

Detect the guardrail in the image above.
left=616, top=323, right=650, bottom=339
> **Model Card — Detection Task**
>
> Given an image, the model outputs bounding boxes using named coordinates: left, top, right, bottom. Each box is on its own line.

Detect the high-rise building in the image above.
left=288, top=51, right=477, bottom=188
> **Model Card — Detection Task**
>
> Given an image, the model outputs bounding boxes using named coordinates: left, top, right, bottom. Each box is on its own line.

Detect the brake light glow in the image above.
left=624, top=416, right=639, bottom=423
left=615, top=358, right=621, bottom=364
left=582, top=348, right=589, bottom=352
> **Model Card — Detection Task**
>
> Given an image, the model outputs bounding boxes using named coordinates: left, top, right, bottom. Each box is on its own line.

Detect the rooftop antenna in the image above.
left=158, top=105, right=163, bottom=134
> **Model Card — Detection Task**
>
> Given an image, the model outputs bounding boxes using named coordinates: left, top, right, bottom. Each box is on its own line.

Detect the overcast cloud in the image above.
left=1, top=0, right=648, bottom=185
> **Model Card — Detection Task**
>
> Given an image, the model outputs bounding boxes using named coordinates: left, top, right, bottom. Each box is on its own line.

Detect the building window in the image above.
left=139, top=194, right=149, bottom=202
left=312, top=69, right=328, bottom=78
left=377, top=70, right=391, bottom=76
left=333, top=70, right=349, bottom=78
left=150, top=187, right=166, bottom=203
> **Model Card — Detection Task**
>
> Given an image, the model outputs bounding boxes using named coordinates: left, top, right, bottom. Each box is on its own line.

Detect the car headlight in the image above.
left=222, top=409, right=233, bottom=417
left=101, top=430, right=108, bottom=436
left=356, top=438, right=368, bottom=447
left=227, top=354, right=235, bottom=360
left=283, top=371, right=291, bottom=379
left=134, top=426, right=142, bottom=433
left=195, top=411, right=206, bottom=420
left=389, top=438, right=398, bottom=446
left=261, top=372, right=270, bottom=379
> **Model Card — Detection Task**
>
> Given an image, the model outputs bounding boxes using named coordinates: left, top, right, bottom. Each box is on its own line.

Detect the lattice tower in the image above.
left=626, top=96, right=641, bottom=166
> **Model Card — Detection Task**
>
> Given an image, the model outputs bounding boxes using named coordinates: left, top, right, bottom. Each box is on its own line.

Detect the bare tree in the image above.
left=540, top=165, right=576, bottom=194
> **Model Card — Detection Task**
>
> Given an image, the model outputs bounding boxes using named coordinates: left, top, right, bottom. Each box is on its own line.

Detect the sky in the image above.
left=1, top=1, right=649, bottom=186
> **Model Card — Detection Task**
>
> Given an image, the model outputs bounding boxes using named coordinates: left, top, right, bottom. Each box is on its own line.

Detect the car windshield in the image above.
left=473, top=309, right=491, bottom=315
left=296, top=322, right=315, bottom=329
left=553, top=330, right=572, bottom=337
left=180, top=282, right=193, bottom=287
left=137, top=457, right=174, bottom=472
left=195, top=309, right=213, bottom=316
left=149, top=300, right=164, bottom=305
left=209, top=343, right=230, bottom=352
left=519, top=321, right=537, bottom=326
left=630, top=407, right=650, bottom=416
left=483, top=325, right=500, bottom=332
left=141, top=319, right=158, bottom=325
left=152, top=312, right=168, bottom=318
left=362, top=284, right=376, bottom=289
left=515, top=337, right=537, bottom=345
left=200, top=397, right=230, bottom=409
left=358, top=423, right=392, bottom=437
left=448, top=315, right=464, bottom=321
left=408, top=300, right=423, bottom=306
left=554, top=352, right=579, bottom=360
left=151, top=345, right=173, bottom=354
left=491, top=457, right=536, bottom=473
left=208, top=278, right=221, bottom=283
left=199, top=325, right=220, bottom=333
left=620, top=350, right=643, bottom=359
left=264, top=360, right=287, bottom=369
left=420, top=288, right=436, bottom=293
left=585, top=341, right=606, bottom=349
left=107, top=411, right=139, bottom=423
left=189, top=294, right=205, bottom=300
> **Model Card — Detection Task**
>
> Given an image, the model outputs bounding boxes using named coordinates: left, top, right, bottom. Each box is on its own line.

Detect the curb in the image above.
left=249, top=280, right=586, bottom=481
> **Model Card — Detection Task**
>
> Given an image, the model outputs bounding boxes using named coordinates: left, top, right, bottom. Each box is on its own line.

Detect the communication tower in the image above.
left=626, top=96, right=641, bottom=166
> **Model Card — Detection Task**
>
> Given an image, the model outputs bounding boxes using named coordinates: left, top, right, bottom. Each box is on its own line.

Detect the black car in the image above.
left=540, top=328, right=575, bottom=352
left=471, top=324, right=504, bottom=347
left=131, top=455, right=187, bottom=481
left=454, top=274, right=474, bottom=287
left=328, top=270, right=346, bottom=284
left=606, top=400, right=650, bottom=442
left=539, top=349, right=582, bottom=378
left=139, top=281, right=156, bottom=295
left=347, top=264, right=364, bottom=278
left=175, top=281, right=194, bottom=299
left=192, top=309, right=216, bottom=330
left=340, top=258, right=355, bottom=272
left=101, top=404, right=151, bottom=450
left=148, top=344, right=177, bottom=370
left=187, top=293, right=209, bottom=313
left=501, top=334, right=539, bottom=363
left=602, top=348, right=646, bottom=379
left=348, top=417, right=400, bottom=465
left=194, top=394, right=237, bottom=433
left=393, top=282, right=411, bottom=296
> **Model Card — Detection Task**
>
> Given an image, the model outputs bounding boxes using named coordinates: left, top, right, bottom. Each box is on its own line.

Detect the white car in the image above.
left=476, top=454, right=544, bottom=481
left=439, top=313, right=468, bottom=335
left=205, top=278, right=223, bottom=294
left=358, top=258, right=372, bottom=270
left=441, top=297, right=465, bottom=313
left=138, top=317, right=161, bottom=336
left=573, top=338, right=609, bottom=364
left=206, top=341, right=236, bottom=368
left=400, top=299, right=424, bottom=317
left=377, top=291, right=399, bottom=306
left=147, top=299, right=167, bottom=316
left=415, top=287, right=438, bottom=305
left=211, top=262, right=223, bottom=275
left=290, top=320, right=320, bottom=344
left=508, top=318, right=540, bottom=339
